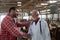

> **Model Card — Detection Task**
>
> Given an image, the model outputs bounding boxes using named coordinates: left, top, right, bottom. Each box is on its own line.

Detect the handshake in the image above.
left=22, top=32, right=31, bottom=38
left=19, top=30, right=31, bottom=39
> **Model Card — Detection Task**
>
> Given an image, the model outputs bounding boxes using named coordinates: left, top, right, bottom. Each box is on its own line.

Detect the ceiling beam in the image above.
left=21, top=0, right=34, bottom=8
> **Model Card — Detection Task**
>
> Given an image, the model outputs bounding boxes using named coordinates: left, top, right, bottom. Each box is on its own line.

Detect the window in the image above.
left=47, top=14, right=52, bottom=20
left=41, top=15, right=46, bottom=19
left=23, top=16, right=29, bottom=20
left=53, top=14, right=58, bottom=20
left=1, top=15, right=6, bottom=22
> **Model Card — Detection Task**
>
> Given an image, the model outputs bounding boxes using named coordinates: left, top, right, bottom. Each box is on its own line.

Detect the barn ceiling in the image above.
left=0, top=0, right=59, bottom=12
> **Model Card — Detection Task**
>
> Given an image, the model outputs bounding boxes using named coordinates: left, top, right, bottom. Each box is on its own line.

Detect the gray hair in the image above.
left=30, top=10, right=39, bottom=14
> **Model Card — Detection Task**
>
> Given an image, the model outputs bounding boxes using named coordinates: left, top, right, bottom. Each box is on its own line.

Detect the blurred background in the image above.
left=0, top=0, right=60, bottom=40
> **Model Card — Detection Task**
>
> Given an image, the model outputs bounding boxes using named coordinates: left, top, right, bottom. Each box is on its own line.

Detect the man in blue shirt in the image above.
left=28, top=10, right=51, bottom=40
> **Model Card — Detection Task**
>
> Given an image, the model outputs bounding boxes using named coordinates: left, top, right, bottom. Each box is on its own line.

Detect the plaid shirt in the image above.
left=0, top=15, right=29, bottom=40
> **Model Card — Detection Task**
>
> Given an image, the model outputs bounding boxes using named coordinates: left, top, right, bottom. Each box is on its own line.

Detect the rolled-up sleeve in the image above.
left=16, top=21, right=30, bottom=27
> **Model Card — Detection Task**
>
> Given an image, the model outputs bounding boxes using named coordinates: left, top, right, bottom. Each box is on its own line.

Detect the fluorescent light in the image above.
left=17, top=2, right=21, bottom=3
left=17, top=2, right=21, bottom=6
left=36, top=3, right=42, bottom=7
left=40, top=9, right=50, bottom=12
left=40, top=10, right=46, bottom=12
left=17, top=5, right=21, bottom=6
left=41, top=3, right=48, bottom=5
left=23, top=16, right=29, bottom=20
left=47, top=9, right=50, bottom=11
left=48, top=1, right=57, bottom=3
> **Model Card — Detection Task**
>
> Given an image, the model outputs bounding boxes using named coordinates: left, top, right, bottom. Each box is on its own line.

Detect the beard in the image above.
left=32, top=17, right=39, bottom=21
left=13, top=14, right=17, bottom=18
left=32, top=17, right=37, bottom=21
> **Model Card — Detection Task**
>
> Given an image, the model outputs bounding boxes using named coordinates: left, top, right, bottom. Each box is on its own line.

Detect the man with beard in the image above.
left=28, top=10, right=51, bottom=40
left=1, top=7, right=29, bottom=40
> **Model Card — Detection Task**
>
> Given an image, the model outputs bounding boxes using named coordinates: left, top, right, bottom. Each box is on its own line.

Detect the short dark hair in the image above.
left=9, top=7, right=17, bottom=13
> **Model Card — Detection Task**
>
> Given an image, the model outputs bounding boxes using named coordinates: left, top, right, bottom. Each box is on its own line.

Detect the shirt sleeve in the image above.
left=44, top=21, right=51, bottom=40
left=16, top=21, right=30, bottom=27
left=3, top=18, right=25, bottom=37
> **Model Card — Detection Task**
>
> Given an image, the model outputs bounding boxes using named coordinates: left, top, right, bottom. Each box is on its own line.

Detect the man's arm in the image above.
left=3, top=18, right=26, bottom=37
left=16, top=21, right=30, bottom=27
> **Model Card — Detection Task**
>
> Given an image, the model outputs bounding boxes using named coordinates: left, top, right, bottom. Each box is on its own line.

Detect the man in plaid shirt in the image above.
left=1, top=7, right=30, bottom=40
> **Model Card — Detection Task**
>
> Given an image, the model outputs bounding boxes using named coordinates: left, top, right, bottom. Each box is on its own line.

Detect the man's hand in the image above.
left=23, top=33, right=31, bottom=38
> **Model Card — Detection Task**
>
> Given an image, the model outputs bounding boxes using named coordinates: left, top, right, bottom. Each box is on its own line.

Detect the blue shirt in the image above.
left=28, top=19, right=51, bottom=40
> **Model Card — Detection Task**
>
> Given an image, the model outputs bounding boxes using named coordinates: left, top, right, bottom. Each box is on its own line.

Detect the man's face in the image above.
left=31, top=12, right=38, bottom=20
left=13, top=9, right=19, bottom=18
